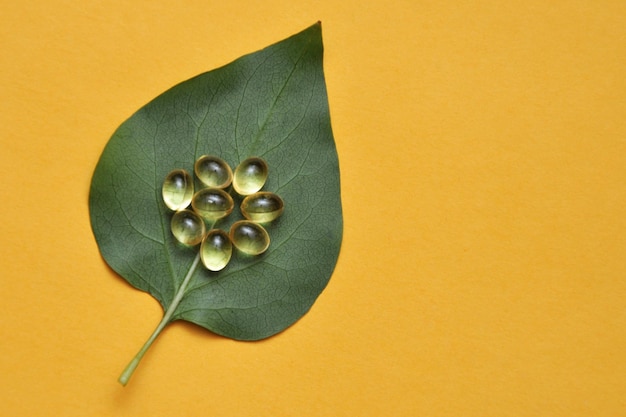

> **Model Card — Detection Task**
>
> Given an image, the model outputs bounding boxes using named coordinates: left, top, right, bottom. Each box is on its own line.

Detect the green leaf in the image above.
left=88, top=23, right=342, bottom=385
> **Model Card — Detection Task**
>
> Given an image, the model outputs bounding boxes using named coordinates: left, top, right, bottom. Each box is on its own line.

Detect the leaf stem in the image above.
left=118, top=253, right=202, bottom=386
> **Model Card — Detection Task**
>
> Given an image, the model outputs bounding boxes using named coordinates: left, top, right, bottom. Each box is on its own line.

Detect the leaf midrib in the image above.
left=164, top=37, right=314, bottom=313
left=248, top=40, right=312, bottom=157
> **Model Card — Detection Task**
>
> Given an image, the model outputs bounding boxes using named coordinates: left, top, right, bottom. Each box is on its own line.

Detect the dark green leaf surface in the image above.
left=89, top=23, right=342, bottom=382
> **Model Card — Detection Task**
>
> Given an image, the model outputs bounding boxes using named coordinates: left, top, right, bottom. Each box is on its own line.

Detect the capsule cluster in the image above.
left=161, top=156, right=284, bottom=272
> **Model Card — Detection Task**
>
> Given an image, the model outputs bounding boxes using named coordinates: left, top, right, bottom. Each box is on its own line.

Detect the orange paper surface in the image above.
left=1, top=1, right=625, bottom=416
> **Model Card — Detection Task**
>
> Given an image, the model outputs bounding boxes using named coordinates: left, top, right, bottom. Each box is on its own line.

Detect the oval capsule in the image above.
left=162, top=169, right=194, bottom=211
left=229, top=220, right=270, bottom=255
left=191, top=188, right=234, bottom=221
left=194, top=155, right=233, bottom=189
left=200, top=229, right=233, bottom=271
left=232, top=157, right=268, bottom=195
left=170, top=209, right=206, bottom=246
left=241, top=192, right=284, bottom=223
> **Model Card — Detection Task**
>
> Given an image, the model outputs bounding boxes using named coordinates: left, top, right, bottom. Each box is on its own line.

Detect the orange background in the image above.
left=1, top=1, right=625, bottom=415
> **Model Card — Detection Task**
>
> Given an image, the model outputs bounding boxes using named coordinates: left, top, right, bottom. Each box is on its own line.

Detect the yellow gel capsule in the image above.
left=194, top=155, right=233, bottom=189
left=229, top=220, right=270, bottom=255
left=162, top=169, right=194, bottom=211
left=232, top=157, right=268, bottom=195
left=170, top=209, right=206, bottom=246
left=241, top=192, right=284, bottom=223
left=191, top=188, right=234, bottom=221
left=200, top=229, right=233, bottom=271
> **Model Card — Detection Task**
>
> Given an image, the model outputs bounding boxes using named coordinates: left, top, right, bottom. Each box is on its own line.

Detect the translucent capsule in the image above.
left=241, top=192, right=284, bottom=223
left=200, top=229, right=233, bottom=271
left=191, top=188, right=234, bottom=221
left=162, top=169, right=194, bottom=211
left=233, top=157, right=268, bottom=195
left=229, top=220, right=270, bottom=255
left=170, top=210, right=206, bottom=246
left=194, top=155, right=233, bottom=189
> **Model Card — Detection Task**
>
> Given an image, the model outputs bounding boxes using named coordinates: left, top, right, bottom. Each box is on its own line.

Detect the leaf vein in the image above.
left=233, top=51, right=277, bottom=162
left=248, top=42, right=312, bottom=156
